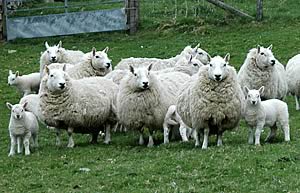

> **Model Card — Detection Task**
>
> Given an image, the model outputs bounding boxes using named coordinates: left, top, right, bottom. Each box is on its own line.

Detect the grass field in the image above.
left=1, top=0, right=300, bottom=192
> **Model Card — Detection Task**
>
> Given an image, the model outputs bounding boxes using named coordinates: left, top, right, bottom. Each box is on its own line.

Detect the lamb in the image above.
left=117, top=64, right=191, bottom=147
left=237, top=45, right=288, bottom=100
left=177, top=54, right=244, bottom=149
left=7, top=70, right=40, bottom=97
left=39, top=65, right=118, bottom=147
left=163, top=105, right=193, bottom=144
left=115, top=44, right=210, bottom=71
left=39, top=41, right=85, bottom=78
left=66, top=47, right=112, bottom=79
left=243, top=86, right=290, bottom=145
left=286, top=54, right=300, bottom=110
left=6, top=102, right=39, bottom=156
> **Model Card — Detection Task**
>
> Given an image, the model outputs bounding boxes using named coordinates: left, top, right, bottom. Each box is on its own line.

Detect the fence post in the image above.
left=256, top=0, right=263, bottom=21
left=126, top=0, right=139, bottom=34
left=0, top=0, right=3, bottom=40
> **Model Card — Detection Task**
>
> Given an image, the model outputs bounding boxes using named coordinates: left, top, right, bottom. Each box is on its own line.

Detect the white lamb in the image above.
left=115, top=44, right=210, bottom=71
left=39, top=41, right=85, bottom=78
left=39, top=65, right=118, bottom=147
left=286, top=54, right=300, bottom=110
left=238, top=45, right=287, bottom=100
left=117, top=64, right=191, bottom=147
left=8, top=70, right=40, bottom=97
left=163, top=105, right=193, bottom=144
left=177, top=54, right=244, bottom=149
left=244, top=86, right=290, bottom=145
left=6, top=102, right=39, bottom=156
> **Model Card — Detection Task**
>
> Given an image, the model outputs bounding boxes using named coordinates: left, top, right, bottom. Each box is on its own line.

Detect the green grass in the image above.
left=1, top=0, right=300, bottom=192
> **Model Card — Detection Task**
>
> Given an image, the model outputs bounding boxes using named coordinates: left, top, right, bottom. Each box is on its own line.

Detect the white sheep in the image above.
left=39, top=41, right=85, bottom=78
left=6, top=102, right=39, bottom=156
left=244, top=86, right=290, bottom=145
left=177, top=54, right=244, bottom=149
left=117, top=64, right=191, bottom=147
left=286, top=54, right=300, bottom=110
left=39, top=65, right=118, bottom=147
left=115, top=44, right=210, bottom=71
left=238, top=45, right=288, bottom=100
left=163, top=105, right=193, bottom=144
left=8, top=70, right=40, bottom=97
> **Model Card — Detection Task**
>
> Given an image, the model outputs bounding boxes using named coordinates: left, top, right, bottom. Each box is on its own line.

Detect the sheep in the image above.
left=163, top=105, right=193, bottom=144
left=7, top=70, right=40, bottom=97
left=286, top=54, right=300, bottom=110
left=39, top=65, right=118, bottom=147
left=6, top=102, right=39, bottom=156
left=117, top=64, right=191, bottom=147
left=243, top=86, right=290, bottom=145
left=115, top=44, right=210, bottom=71
left=66, top=47, right=112, bottom=79
left=237, top=45, right=288, bottom=100
left=39, top=41, right=85, bottom=78
left=177, top=54, right=244, bottom=149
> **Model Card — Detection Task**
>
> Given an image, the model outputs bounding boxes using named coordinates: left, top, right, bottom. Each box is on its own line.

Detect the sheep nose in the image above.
left=271, top=60, right=275, bottom=65
left=215, top=74, right=221, bottom=80
left=252, top=101, right=256, bottom=105
left=59, top=83, right=65, bottom=89
left=142, top=82, right=149, bottom=88
left=51, top=56, right=57, bottom=61
left=16, top=115, right=20, bottom=119
left=106, top=63, right=111, bottom=68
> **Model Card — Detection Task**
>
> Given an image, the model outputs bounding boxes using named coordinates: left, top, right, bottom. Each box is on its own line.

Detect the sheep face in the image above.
left=188, top=55, right=203, bottom=74
left=194, top=44, right=210, bottom=65
left=6, top=103, right=27, bottom=120
left=129, top=64, right=153, bottom=90
left=91, top=47, right=112, bottom=75
left=208, top=54, right=230, bottom=82
left=46, top=68, right=67, bottom=94
left=44, top=41, right=63, bottom=63
left=7, top=70, right=18, bottom=86
left=244, top=86, right=264, bottom=105
left=255, top=45, right=276, bottom=69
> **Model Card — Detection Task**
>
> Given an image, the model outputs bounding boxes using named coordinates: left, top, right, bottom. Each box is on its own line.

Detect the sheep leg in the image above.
left=17, top=136, right=22, bottom=154
left=179, top=125, right=189, bottom=142
left=265, top=125, right=277, bottom=142
left=254, top=125, right=264, bottom=146
left=55, top=128, right=61, bottom=146
left=9, top=135, right=17, bottom=156
left=67, top=127, right=75, bottom=148
left=24, top=133, right=31, bottom=155
left=163, top=123, right=170, bottom=144
left=194, top=129, right=200, bottom=147
left=139, top=131, right=144, bottom=145
left=202, top=128, right=209, bottom=149
left=104, top=124, right=111, bottom=144
left=33, top=133, right=39, bottom=148
left=295, top=95, right=300, bottom=111
left=147, top=131, right=154, bottom=148
left=90, top=133, right=99, bottom=144
left=217, top=132, right=223, bottom=147
left=282, top=124, right=290, bottom=142
left=248, top=127, right=254, bottom=144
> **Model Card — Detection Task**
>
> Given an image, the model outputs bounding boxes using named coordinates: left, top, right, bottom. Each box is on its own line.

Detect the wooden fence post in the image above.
left=0, top=0, right=3, bottom=40
left=256, top=0, right=263, bottom=21
left=126, top=0, right=139, bottom=34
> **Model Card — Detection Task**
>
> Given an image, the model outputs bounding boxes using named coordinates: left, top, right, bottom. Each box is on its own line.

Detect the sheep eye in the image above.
left=47, top=51, right=50, bottom=53
left=50, top=74, right=54, bottom=77
left=134, top=73, right=137, bottom=76
left=21, top=109, right=23, bottom=112
left=95, top=56, right=100, bottom=58
left=193, top=63, right=198, bottom=66
left=12, top=78, right=15, bottom=81
left=209, top=64, right=212, bottom=67
left=223, top=63, right=227, bottom=67
left=260, top=52, right=264, bottom=55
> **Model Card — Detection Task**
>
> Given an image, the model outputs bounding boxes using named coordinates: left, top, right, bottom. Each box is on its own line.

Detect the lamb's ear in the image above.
left=194, top=43, right=200, bottom=51
left=22, top=102, right=28, bottom=109
left=102, top=47, right=109, bottom=53
left=58, top=41, right=62, bottom=48
left=224, top=53, right=230, bottom=63
left=258, top=86, right=265, bottom=95
left=147, top=63, right=153, bottom=71
left=268, top=44, right=273, bottom=50
left=15, top=71, right=19, bottom=77
left=92, top=47, right=96, bottom=56
left=45, top=41, right=49, bottom=49
left=189, top=55, right=193, bottom=62
left=244, top=86, right=250, bottom=94
left=129, top=65, right=134, bottom=74
left=257, top=45, right=261, bottom=53
left=6, top=102, right=13, bottom=110
left=62, top=64, right=67, bottom=72
left=45, top=66, right=50, bottom=75
left=9, top=70, right=12, bottom=75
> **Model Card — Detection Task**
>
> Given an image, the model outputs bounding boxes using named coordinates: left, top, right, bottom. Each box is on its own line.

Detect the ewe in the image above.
left=177, top=54, right=244, bottom=149
left=286, top=54, right=300, bottom=110
left=244, top=86, right=290, bottom=145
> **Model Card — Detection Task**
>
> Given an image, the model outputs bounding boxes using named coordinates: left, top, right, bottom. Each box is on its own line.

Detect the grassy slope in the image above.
left=1, top=0, right=300, bottom=192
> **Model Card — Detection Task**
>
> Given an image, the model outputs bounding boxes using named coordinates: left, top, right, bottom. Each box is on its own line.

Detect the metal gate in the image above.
left=3, top=0, right=132, bottom=40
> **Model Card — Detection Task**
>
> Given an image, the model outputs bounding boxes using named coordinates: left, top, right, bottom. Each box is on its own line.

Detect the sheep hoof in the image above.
left=103, top=140, right=110, bottom=145
left=8, top=153, right=15, bottom=157
left=67, top=143, right=74, bottom=148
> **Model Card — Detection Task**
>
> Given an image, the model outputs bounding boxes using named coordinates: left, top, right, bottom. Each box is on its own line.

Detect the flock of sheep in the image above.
left=6, top=41, right=299, bottom=156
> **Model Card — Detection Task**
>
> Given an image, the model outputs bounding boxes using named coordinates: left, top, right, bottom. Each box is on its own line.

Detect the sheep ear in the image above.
left=63, top=64, right=67, bottom=72
left=195, top=43, right=200, bottom=49
left=22, top=102, right=28, bottom=109
left=92, top=47, right=96, bottom=56
left=189, top=55, right=193, bottom=62
left=45, top=41, right=49, bottom=49
left=258, top=86, right=265, bottom=94
left=147, top=63, right=153, bottom=71
left=9, top=70, right=13, bottom=75
left=268, top=44, right=273, bottom=50
left=257, top=45, right=261, bottom=53
left=6, top=102, right=13, bottom=110
left=102, top=47, right=109, bottom=53
left=129, top=65, right=134, bottom=74
left=58, top=41, right=62, bottom=48
left=15, top=71, right=19, bottom=77
left=224, top=53, right=230, bottom=63
left=207, top=54, right=211, bottom=63
left=244, top=86, right=250, bottom=94
left=45, top=66, right=50, bottom=75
